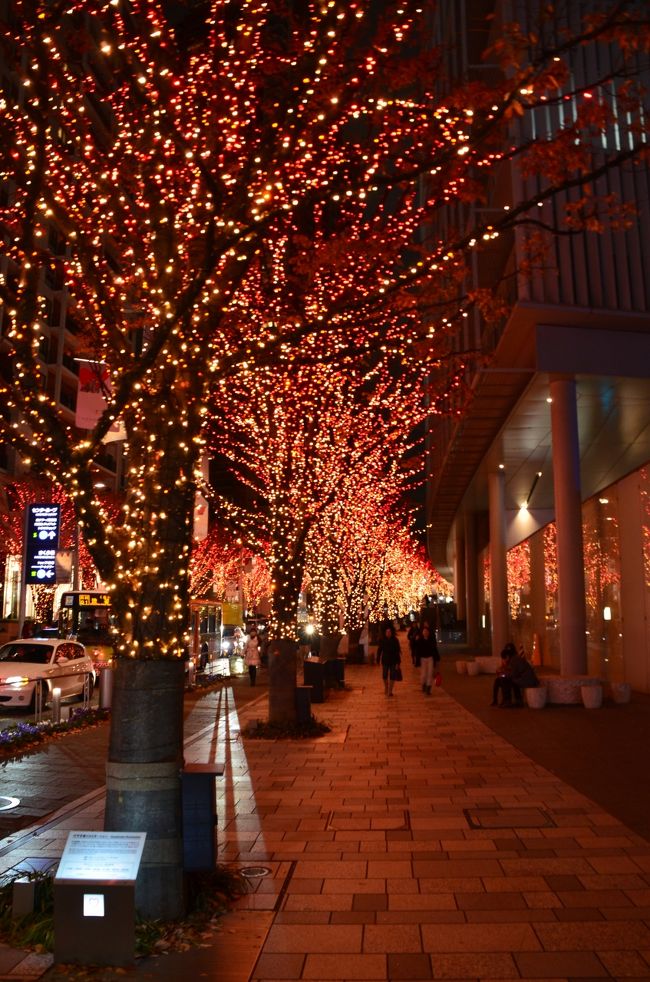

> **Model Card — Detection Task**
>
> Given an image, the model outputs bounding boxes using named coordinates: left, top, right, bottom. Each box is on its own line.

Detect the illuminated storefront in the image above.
left=496, top=464, right=650, bottom=688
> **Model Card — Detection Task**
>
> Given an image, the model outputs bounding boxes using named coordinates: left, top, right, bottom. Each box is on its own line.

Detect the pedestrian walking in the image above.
left=243, top=628, right=261, bottom=686
left=413, top=623, right=440, bottom=694
left=406, top=622, right=420, bottom=665
left=376, top=624, right=402, bottom=696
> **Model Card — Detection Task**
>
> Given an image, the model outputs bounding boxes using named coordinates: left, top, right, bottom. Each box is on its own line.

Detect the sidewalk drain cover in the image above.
left=465, top=807, right=555, bottom=829
left=326, top=809, right=409, bottom=831
left=0, top=796, right=20, bottom=812
left=241, top=866, right=271, bottom=878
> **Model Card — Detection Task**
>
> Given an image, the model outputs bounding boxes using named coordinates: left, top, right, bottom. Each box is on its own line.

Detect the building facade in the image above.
left=426, top=0, right=650, bottom=690
left=0, top=8, right=124, bottom=628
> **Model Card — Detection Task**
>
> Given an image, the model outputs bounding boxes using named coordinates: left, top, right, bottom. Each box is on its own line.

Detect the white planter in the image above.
left=581, top=683, right=603, bottom=709
left=611, top=682, right=631, bottom=704
left=466, top=661, right=480, bottom=676
left=475, top=655, right=502, bottom=674
left=526, top=685, right=547, bottom=709
left=456, top=660, right=467, bottom=674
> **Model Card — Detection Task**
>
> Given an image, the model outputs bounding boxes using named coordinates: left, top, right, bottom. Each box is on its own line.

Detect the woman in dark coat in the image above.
left=376, top=624, right=402, bottom=697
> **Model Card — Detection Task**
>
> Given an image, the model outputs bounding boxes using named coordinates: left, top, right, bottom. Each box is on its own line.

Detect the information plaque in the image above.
left=54, top=831, right=147, bottom=966
left=56, top=830, right=146, bottom=884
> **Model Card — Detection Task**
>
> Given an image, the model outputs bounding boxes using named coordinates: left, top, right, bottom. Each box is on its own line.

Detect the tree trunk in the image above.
left=346, top=626, right=363, bottom=663
left=104, top=659, right=186, bottom=920
left=268, top=637, right=299, bottom=724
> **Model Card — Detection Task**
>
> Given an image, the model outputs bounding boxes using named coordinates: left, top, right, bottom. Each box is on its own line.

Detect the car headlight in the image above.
left=1, top=676, right=29, bottom=686
left=222, top=640, right=231, bottom=652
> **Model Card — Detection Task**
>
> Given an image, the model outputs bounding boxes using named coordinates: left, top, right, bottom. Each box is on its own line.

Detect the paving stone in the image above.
left=263, top=923, right=362, bottom=953
left=455, top=891, right=527, bottom=910
left=252, top=953, right=306, bottom=979
left=302, top=953, right=386, bottom=979
left=386, top=952, right=432, bottom=979
left=514, top=949, right=609, bottom=976
left=421, top=921, right=541, bottom=952
left=535, top=919, right=650, bottom=950
left=598, top=948, right=650, bottom=977
left=352, top=893, right=388, bottom=911
left=428, top=952, right=519, bottom=979
left=362, top=924, right=422, bottom=953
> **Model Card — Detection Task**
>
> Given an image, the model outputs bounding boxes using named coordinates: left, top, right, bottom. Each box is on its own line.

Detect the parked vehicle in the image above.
left=0, top=639, right=95, bottom=709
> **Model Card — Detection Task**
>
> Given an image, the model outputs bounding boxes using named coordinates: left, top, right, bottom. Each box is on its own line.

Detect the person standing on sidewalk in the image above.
left=406, top=621, right=420, bottom=665
left=243, top=628, right=261, bottom=686
left=414, top=623, right=440, bottom=694
left=376, top=624, right=402, bottom=696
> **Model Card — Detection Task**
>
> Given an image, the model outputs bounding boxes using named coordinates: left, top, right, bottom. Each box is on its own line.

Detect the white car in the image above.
left=0, top=639, right=95, bottom=710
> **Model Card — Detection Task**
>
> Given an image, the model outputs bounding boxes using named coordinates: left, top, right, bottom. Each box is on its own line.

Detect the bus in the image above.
left=188, top=598, right=222, bottom=670
left=57, top=590, right=114, bottom=675
left=57, top=591, right=224, bottom=677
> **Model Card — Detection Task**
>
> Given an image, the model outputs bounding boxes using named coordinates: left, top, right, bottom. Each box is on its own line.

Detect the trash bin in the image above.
left=323, top=657, right=345, bottom=690
left=181, top=764, right=223, bottom=870
left=295, top=685, right=312, bottom=723
left=303, top=657, right=325, bottom=702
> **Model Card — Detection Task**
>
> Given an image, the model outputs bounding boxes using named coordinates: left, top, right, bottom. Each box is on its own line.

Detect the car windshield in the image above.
left=0, top=644, right=52, bottom=665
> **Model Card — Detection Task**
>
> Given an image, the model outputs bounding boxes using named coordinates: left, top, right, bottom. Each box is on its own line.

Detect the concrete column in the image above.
left=529, top=531, right=546, bottom=664
left=464, top=511, right=480, bottom=649
left=454, top=523, right=466, bottom=623
left=549, top=375, right=587, bottom=675
left=488, top=469, right=509, bottom=657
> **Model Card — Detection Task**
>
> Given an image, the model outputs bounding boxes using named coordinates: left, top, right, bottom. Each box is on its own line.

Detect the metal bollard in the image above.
left=51, top=687, right=62, bottom=724
left=99, top=667, right=113, bottom=709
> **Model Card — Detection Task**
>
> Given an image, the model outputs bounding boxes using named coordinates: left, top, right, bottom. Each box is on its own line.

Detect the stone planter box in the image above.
left=539, top=675, right=601, bottom=705
left=581, top=682, right=603, bottom=709
left=466, top=661, right=480, bottom=677
left=474, top=656, right=502, bottom=674
left=526, top=685, right=547, bottom=709
left=610, top=681, right=631, bottom=704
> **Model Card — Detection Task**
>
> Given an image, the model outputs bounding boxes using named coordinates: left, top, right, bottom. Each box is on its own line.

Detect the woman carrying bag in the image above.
left=243, top=628, right=261, bottom=686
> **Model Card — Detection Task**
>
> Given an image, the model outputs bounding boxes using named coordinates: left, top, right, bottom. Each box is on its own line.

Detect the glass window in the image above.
left=0, top=643, right=52, bottom=665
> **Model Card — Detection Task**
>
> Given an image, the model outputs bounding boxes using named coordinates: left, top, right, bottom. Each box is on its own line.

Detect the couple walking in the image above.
left=376, top=623, right=440, bottom=696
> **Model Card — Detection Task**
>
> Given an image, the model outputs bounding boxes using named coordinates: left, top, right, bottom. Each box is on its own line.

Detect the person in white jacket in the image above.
left=243, top=628, right=261, bottom=686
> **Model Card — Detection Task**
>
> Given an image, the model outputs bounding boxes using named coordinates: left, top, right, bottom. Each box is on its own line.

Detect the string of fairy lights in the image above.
left=1, top=2, right=647, bottom=653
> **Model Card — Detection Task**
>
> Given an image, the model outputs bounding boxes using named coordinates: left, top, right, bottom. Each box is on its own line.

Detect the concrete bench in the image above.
left=474, top=656, right=502, bottom=674
left=538, top=675, right=601, bottom=705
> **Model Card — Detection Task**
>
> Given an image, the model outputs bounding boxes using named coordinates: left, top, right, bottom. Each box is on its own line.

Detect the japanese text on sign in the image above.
left=56, top=831, right=147, bottom=884
left=24, top=504, right=60, bottom=585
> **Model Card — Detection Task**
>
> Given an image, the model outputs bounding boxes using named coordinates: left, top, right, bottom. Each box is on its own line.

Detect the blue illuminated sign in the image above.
left=24, top=503, right=61, bottom=584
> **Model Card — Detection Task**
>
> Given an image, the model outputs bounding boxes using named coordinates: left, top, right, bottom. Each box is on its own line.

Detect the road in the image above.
left=0, top=669, right=266, bottom=841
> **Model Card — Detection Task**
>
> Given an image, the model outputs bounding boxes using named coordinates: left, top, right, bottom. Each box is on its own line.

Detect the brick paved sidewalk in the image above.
left=2, top=661, right=650, bottom=980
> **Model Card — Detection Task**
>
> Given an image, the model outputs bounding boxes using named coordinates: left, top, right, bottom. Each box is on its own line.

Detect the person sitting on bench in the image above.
left=491, top=643, right=539, bottom=707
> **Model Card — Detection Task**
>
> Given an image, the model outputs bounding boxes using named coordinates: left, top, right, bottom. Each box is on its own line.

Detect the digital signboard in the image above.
left=24, top=503, right=61, bottom=585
